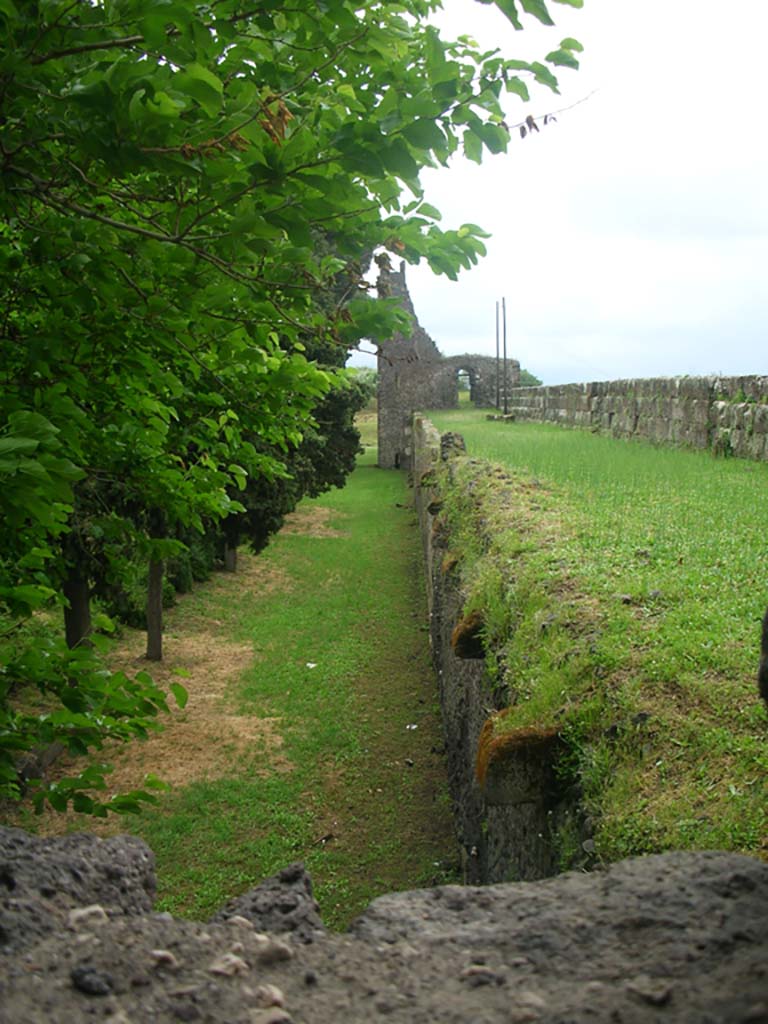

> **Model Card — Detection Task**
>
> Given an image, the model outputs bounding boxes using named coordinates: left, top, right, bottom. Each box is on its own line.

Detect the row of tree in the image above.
left=0, top=0, right=581, bottom=813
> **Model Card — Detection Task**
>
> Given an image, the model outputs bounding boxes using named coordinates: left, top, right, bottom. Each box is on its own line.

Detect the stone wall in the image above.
left=377, top=265, right=448, bottom=470
left=412, top=416, right=576, bottom=885
left=3, top=826, right=767, bottom=1021
left=442, top=354, right=514, bottom=408
left=507, top=375, right=768, bottom=459
left=376, top=263, right=519, bottom=470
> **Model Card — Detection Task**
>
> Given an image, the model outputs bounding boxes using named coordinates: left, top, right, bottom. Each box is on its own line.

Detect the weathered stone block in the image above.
left=477, top=722, right=561, bottom=807
left=754, top=405, right=768, bottom=433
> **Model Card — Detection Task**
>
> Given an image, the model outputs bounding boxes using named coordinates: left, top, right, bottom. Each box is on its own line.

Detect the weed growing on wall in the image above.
left=429, top=409, right=768, bottom=865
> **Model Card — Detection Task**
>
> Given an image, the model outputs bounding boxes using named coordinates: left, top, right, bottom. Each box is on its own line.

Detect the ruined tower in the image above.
left=376, top=262, right=520, bottom=470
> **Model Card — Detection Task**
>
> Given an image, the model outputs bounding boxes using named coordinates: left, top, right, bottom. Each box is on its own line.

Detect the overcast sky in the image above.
left=353, top=0, right=768, bottom=385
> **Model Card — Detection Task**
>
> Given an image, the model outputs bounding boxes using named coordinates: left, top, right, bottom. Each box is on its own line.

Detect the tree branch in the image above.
left=30, top=34, right=146, bottom=65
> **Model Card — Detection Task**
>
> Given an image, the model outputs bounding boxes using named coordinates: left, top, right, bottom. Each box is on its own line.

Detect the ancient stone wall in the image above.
left=507, top=375, right=768, bottom=460
left=376, top=264, right=447, bottom=470
left=376, top=263, right=519, bottom=470
left=412, top=415, right=575, bottom=885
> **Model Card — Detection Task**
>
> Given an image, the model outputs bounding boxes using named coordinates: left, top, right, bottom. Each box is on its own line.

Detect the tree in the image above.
left=0, top=0, right=582, bottom=811
left=519, top=368, right=544, bottom=386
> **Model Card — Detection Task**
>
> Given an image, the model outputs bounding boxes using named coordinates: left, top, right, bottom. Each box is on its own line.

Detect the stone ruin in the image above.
left=1, top=826, right=766, bottom=1022
left=376, top=262, right=520, bottom=470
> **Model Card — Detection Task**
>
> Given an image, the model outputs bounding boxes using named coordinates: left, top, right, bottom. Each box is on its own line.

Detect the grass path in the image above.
left=18, top=450, right=457, bottom=928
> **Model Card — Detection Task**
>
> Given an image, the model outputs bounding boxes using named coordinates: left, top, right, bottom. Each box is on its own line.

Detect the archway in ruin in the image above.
left=375, top=263, right=520, bottom=470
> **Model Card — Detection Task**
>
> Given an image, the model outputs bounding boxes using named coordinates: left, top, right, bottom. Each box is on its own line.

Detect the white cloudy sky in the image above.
left=354, top=0, right=768, bottom=384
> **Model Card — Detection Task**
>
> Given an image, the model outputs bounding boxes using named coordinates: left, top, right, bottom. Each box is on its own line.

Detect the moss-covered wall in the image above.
left=412, top=414, right=571, bottom=883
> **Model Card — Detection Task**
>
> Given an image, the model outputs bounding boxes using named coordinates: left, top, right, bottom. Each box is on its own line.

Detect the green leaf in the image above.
left=491, top=1, right=523, bottom=30
left=48, top=790, right=68, bottom=812
left=64, top=80, right=114, bottom=112
left=416, top=203, right=442, bottom=221
left=141, top=12, right=172, bottom=46
left=503, top=59, right=537, bottom=73
left=107, top=793, right=154, bottom=814
left=146, top=90, right=182, bottom=119
left=530, top=62, right=560, bottom=91
left=170, top=682, right=188, bottom=709
left=560, top=37, right=584, bottom=52
left=463, top=130, right=483, bottom=164
left=72, top=793, right=95, bottom=814
left=519, top=0, right=555, bottom=24
left=424, top=25, right=447, bottom=68
left=128, top=88, right=146, bottom=122
left=142, top=773, right=171, bottom=791
left=4, top=583, right=57, bottom=612
left=401, top=119, right=445, bottom=151
left=381, top=138, right=421, bottom=182
left=339, top=146, right=386, bottom=179
left=93, top=612, right=117, bottom=634
left=175, top=63, right=224, bottom=117
left=459, top=223, right=492, bottom=239
left=0, top=436, right=39, bottom=457
left=505, top=76, right=530, bottom=102
left=478, top=123, right=509, bottom=155
left=545, top=48, right=580, bottom=70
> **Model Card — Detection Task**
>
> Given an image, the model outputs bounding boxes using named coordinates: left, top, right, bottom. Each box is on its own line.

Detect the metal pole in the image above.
left=502, top=296, right=508, bottom=415
left=495, top=300, right=500, bottom=410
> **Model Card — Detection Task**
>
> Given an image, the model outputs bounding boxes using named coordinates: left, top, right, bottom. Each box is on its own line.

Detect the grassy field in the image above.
left=355, top=407, right=377, bottom=449
left=426, top=408, right=768, bottom=865
left=10, top=449, right=457, bottom=927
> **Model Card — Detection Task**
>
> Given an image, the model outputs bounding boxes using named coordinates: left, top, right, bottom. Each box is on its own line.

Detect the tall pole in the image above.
left=495, top=300, right=500, bottom=410
left=502, top=296, right=508, bottom=415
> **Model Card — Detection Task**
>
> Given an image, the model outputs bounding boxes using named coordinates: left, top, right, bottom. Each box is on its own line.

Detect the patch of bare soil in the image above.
left=24, top=551, right=299, bottom=837
left=105, top=552, right=299, bottom=790
left=281, top=505, right=348, bottom=538
left=102, top=634, right=290, bottom=795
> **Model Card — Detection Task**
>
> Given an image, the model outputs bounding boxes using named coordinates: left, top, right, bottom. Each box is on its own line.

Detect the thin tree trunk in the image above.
left=223, top=519, right=239, bottom=572
left=146, top=556, right=164, bottom=661
left=62, top=570, right=92, bottom=650
left=223, top=542, right=238, bottom=572
left=38, top=542, right=92, bottom=778
left=145, top=509, right=168, bottom=662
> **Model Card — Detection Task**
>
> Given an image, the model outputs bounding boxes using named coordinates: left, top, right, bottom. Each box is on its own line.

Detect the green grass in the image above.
left=112, top=448, right=457, bottom=926
left=355, top=406, right=378, bottom=448
left=426, top=408, right=768, bottom=864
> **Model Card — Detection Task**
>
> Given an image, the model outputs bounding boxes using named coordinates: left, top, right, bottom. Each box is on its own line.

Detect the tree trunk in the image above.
left=146, top=557, right=164, bottom=661
left=223, top=542, right=238, bottom=572
left=62, top=570, right=92, bottom=650
left=146, top=509, right=167, bottom=662
left=40, top=541, right=92, bottom=775
left=223, top=519, right=239, bottom=572
left=61, top=531, right=92, bottom=651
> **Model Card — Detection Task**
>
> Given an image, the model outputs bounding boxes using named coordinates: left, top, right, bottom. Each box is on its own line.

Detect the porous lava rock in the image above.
left=210, top=861, right=325, bottom=943
left=1, top=827, right=766, bottom=1023
left=0, top=825, right=155, bottom=955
